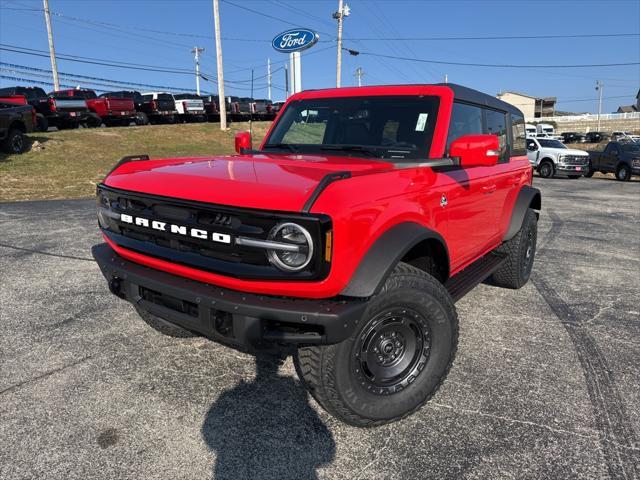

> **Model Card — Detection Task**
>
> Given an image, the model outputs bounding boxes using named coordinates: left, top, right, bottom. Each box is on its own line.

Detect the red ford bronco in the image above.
left=93, top=84, right=541, bottom=426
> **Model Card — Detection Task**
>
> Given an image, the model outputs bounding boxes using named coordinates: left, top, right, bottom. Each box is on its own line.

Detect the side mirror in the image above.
left=234, top=131, right=252, bottom=154
left=527, top=143, right=537, bottom=151
left=449, top=134, right=500, bottom=168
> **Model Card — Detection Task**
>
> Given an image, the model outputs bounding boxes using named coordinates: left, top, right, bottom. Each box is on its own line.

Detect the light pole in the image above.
left=191, top=47, right=205, bottom=95
left=42, top=0, right=59, bottom=90
left=354, top=67, right=364, bottom=87
left=333, top=1, right=350, bottom=88
left=596, top=81, right=603, bottom=130
left=212, top=0, right=227, bottom=130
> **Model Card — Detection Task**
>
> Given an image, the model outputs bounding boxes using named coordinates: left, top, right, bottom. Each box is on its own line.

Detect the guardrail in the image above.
left=525, top=112, right=640, bottom=123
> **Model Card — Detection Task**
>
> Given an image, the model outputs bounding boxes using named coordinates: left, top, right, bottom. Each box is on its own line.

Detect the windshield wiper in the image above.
left=262, top=143, right=300, bottom=153
left=319, top=145, right=380, bottom=158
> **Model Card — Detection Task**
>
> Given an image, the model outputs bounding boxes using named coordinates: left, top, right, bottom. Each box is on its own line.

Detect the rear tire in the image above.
left=616, top=164, right=631, bottom=181
left=294, top=263, right=458, bottom=427
left=491, top=208, right=537, bottom=289
left=135, top=306, right=197, bottom=338
left=538, top=160, right=554, bottom=179
left=35, top=113, right=48, bottom=132
left=1, top=128, right=26, bottom=154
left=135, top=112, right=149, bottom=125
left=85, top=113, right=102, bottom=128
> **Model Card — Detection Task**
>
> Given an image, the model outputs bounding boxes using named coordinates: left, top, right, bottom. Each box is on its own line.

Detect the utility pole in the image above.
left=333, top=1, right=350, bottom=88
left=596, top=80, right=603, bottom=130
left=42, top=0, right=59, bottom=91
left=212, top=0, right=227, bottom=130
left=354, top=67, right=364, bottom=87
left=267, top=58, right=272, bottom=101
left=191, top=47, right=205, bottom=95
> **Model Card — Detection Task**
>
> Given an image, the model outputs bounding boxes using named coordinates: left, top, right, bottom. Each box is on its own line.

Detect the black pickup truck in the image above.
left=587, top=141, right=640, bottom=181
left=0, top=101, right=35, bottom=154
left=0, top=86, right=89, bottom=131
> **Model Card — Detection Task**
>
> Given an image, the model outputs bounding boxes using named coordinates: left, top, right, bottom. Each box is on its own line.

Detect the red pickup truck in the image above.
left=92, top=84, right=541, bottom=426
left=50, top=89, right=136, bottom=127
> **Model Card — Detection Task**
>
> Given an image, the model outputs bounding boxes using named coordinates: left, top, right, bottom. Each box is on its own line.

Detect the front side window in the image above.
left=485, top=109, right=508, bottom=161
left=511, top=114, right=526, bottom=155
left=446, top=102, right=483, bottom=151
left=265, top=96, right=440, bottom=160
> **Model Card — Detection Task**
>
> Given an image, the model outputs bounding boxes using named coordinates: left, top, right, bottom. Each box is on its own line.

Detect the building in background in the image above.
left=496, top=91, right=556, bottom=118
left=616, top=89, right=640, bottom=113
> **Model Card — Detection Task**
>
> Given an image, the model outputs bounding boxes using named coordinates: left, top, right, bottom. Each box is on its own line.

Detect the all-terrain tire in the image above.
left=538, top=160, right=554, bottom=179
left=35, top=113, right=48, bottom=132
left=584, top=161, right=595, bottom=178
left=135, top=112, right=149, bottom=125
left=294, top=263, right=458, bottom=427
left=491, top=208, right=538, bottom=289
left=1, top=128, right=25, bottom=154
left=135, top=306, right=197, bottom=338
left=616, top=163, right=631, bottom=181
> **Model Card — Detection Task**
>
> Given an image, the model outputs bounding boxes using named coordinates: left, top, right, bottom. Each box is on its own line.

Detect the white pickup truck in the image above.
left=526, top=137, right=590, bottom=178
left=173, top=94, right=206, bottom=122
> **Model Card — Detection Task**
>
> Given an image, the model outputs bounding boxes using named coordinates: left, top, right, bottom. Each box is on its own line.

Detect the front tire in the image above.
left=1, top=128, right=26, bottom=154
left=538, top=160, right=554, bottom=179
left=584, top=161, right=595, bottom=178
left=294, top=263, right=458, bottom=427
left=491, top=208, right=538, bottom=289
left=616, top=164, right=631, bottom=181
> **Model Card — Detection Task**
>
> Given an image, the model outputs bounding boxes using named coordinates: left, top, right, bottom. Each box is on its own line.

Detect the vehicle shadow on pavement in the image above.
left=201, top=354, right=336, bottom=480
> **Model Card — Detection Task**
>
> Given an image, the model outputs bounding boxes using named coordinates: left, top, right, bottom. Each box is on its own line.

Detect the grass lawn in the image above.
left=0, top=122, right=271, bottom=202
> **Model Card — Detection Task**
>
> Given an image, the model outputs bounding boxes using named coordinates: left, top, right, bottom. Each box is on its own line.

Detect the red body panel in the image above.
left=53, top=89, right=135, bottom=118
left=102, top=85, right=532, bottom=298
left=0, top=95, right=27, bottom=105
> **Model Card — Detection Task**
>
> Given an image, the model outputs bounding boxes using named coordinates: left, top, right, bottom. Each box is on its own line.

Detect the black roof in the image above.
left=438, top=83, right=524, bottom=116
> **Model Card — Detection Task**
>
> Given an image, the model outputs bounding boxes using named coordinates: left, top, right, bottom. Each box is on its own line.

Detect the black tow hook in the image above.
left=108, top=277, right=125, bottom=298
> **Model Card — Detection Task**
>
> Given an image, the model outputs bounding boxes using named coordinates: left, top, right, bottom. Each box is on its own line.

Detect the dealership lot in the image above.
left=0, top=178, right=638, bottom=480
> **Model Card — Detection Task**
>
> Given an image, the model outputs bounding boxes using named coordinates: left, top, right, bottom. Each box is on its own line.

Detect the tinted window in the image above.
left=157, top=93, right=173, bottom=100
left=485, top=109, right=508, bottom=162
left=142, top=94, right=153, bottom=101
left=446, top=102, right=483, bottom=151
left=511, top=114, right=526, bottom=155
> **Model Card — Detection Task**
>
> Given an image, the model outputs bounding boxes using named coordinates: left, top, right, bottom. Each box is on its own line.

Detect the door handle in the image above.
left=482, top=184, right=497, bottom=194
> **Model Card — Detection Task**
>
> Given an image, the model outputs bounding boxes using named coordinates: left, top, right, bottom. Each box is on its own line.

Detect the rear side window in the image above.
left=142, top=94, right=153, bottom=101
left=511, top=115, right=526, bottom=156
left=484, top=109, right=508, bottom=162
left=446, top=102, right=483, bottom=151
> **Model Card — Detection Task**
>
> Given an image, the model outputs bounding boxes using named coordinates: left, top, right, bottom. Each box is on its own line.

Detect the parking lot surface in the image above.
left=1, top=177, right=639, bottom=480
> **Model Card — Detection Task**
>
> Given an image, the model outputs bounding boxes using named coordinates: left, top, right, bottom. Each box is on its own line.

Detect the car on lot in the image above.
left=584, top=131, right=609, bottom=143
left=0, top=101, right=35, bottom=153
left=50, top=88, right=136, bottom=127
left=0, top=86, right=89, bottom=131
left=100, top=90, right=152, bottom=125
left=93, top=83, right=541, bottom=426
left=587, top=141, right=640, bottom=181
left=252, top=99, right=275, bottom=120
left=560, top=132, right=586, bottom=144
left=140, top=92, right=178, bottom=124
left=526, top=137, right=589, bottom=178
left=271, top=101, right=285, bottom=114
left=173, top=94, right=206, bottom=122
left=611, top=131, right=639, bottom=142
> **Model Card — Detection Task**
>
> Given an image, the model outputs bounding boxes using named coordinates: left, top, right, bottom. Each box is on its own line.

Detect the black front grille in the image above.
left=97, top=185, right=331, bottom=280
left=562, top=155, right=588, bottom=166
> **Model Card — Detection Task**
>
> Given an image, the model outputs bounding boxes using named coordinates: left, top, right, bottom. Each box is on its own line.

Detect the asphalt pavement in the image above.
left=1, top=176, right=639, bottom=480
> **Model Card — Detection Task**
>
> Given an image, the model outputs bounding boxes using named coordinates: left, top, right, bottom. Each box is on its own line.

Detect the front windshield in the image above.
left=539, top=139, right=566, bottom=149
left=264, top=96, right=440, bottom=160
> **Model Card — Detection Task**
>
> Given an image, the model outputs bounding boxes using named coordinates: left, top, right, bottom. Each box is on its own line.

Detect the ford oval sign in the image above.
left=272, top=29, right=319, bottom=53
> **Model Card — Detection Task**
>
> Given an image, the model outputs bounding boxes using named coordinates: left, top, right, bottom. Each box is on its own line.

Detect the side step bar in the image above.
left=445, top=252, right=507, bottom=303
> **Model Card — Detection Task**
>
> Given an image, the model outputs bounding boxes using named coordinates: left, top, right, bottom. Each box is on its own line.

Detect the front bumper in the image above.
left=92, top=243, right=366, bottom=349
left=556, top=164, right=588, bottom=174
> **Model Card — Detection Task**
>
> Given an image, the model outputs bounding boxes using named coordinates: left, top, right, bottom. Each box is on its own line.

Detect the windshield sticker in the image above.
left=415, top=113, right=428, bottom=132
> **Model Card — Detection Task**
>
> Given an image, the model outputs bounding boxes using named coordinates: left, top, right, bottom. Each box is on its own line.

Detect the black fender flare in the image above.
left=504, top=185, right=541, bottom=241
left=340, top=222, right=449, bottom=298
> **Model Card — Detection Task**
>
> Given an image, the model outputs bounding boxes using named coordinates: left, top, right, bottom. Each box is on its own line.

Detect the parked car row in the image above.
left=0, top=86, right=280, bottom=132
left=525, top=123, right=639, bottom=145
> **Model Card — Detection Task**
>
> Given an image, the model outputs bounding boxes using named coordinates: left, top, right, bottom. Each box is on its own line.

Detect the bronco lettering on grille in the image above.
left=120, top=213, right=231, bottom=244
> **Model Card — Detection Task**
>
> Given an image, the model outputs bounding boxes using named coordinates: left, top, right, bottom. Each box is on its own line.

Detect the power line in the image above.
left=343, top=33, right=640, bottom=41
left=346, top=48, right=640, bottom=68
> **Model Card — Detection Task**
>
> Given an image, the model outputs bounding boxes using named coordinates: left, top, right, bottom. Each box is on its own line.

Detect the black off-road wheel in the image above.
left=538, top=160, right=554, bottom=179
left=294, top=263, right=458, bottom=427
left=491, top=208, right=538, bottom=289
left=134, top=306, right=197, bottom=338
left=1, top=128, right=25, bottom=154
left=616, top=164, right=631, bottom=181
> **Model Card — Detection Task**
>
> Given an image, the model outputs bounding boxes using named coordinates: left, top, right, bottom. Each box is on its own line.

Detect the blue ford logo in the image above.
left=272, top=29, right=319, bottom=53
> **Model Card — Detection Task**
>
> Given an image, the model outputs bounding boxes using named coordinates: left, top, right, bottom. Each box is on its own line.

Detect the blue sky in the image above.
left=1, top=0, right=638, bottom=113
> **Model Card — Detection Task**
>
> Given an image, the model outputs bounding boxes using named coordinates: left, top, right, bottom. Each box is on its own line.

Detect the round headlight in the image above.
left=267, top=222, right=313, bottom=271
